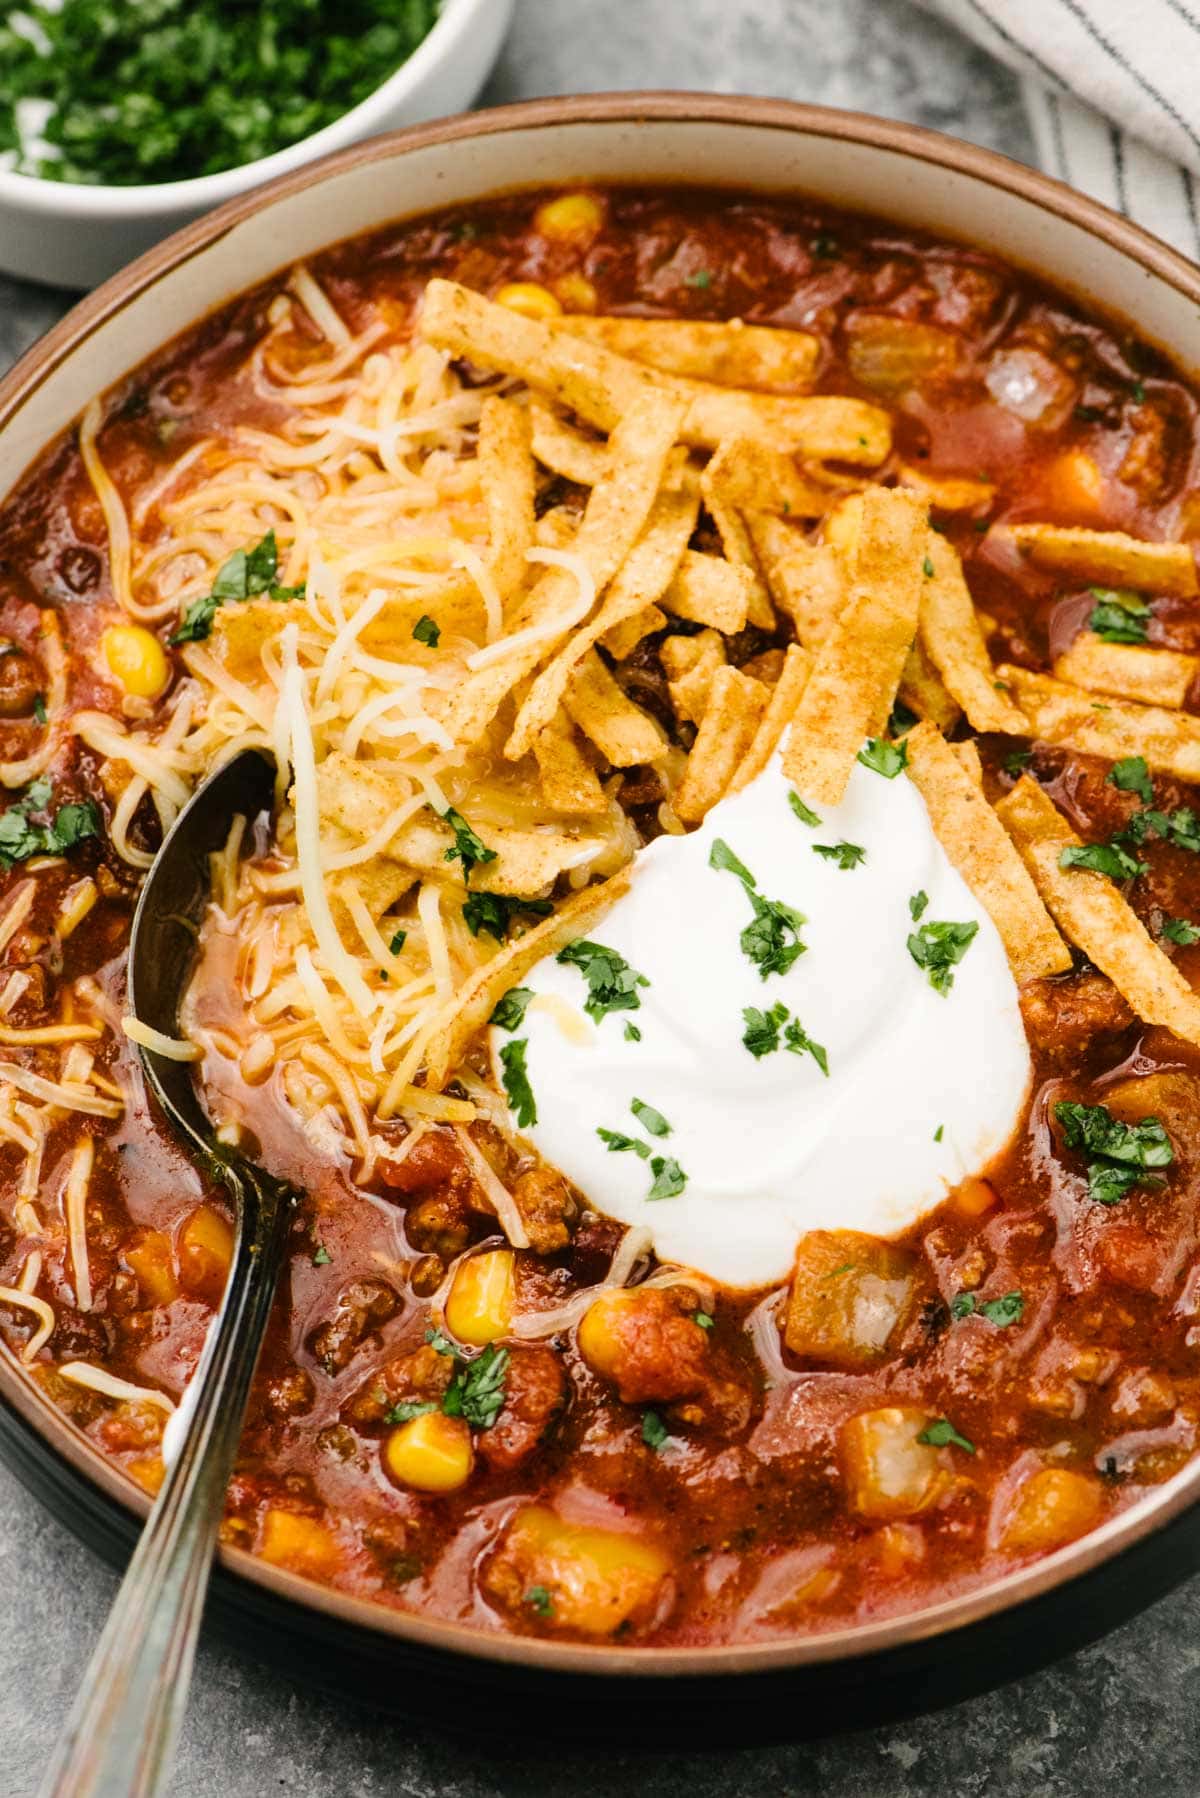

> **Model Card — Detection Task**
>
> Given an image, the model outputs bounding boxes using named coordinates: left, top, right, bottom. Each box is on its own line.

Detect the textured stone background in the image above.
left=2, top=3, right=1198, bottom=1793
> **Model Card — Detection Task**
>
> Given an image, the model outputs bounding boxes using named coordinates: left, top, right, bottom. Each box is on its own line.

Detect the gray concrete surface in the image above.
left=3, top=3, right=1198, bottom=1793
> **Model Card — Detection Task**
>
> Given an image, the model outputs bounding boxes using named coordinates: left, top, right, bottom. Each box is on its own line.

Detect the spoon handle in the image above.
left=39, top=1163, right=295, bottom=1798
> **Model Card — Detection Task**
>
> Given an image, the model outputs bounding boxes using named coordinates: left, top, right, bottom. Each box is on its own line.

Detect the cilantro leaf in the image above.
left=32, top=693, right=46, bottom=726
left=1088, top=589, right=1150, bottom=644
left=708, top=837, right=756, bottom=886
left=709, top=839, right=807, bottom=977
left=556, top=939, right=649, bottom=1024
left=312, top=1242, right=332, bottom=1266
left=1003, top=748, right=1032, bottom=776
left=384, top=1399, right=438, bottom=1424
left=783, top=1016, right=829, bottom=1076
left=442, top=1343, right=509, bottom=1431
left=0, top=780, right=99, bottom=870
left=1055, top=1099, right=1173, bottom=1205
left=412, top=615, right=440, bottom=648
left=857, top=737, right=908, bottom=778
left=630, top=1097, right=670, bottom=1137
left=917, top=1417, right=976, bottom=1454
left=694, top=1312, right=714, bottom=1330
left=1059, top=840, right=1148, bottom=880
left=743, top=1002, right=788, bottom=1059
left=813, top=840, right=866, bottom=870
left=499, top=1038, right=536, bottom=1128
left=462, top=891, right=553, bottom=940
left=526, top=1585, right=553, bottom=1617
left=1162, top=916, right=1200, bottom=945
left=787, top=791, right=821, bottom=827
left=647, top=1155, right=687, bottom=1201
left=888, top=699, right=918, bottom=739
left=490, top=986, right=534, bottom=1031
left=425, top=1328, right=457, bottom=1357
left=169, top=530, right=302, bottom=644
left=624, top=1022, right=642, bottom=1042
left=952, top=1290, right=1024, bottom=1327
left=909, top=889, right=929, bottom=921
left=597, top=1128, right=651, bottom=1158
left=641, top=1410, right=670, bottom=1449
left=907, top=918, right=979, bottom=995
left=1108, top=755, right=1154, bottom=805
left=440, top=806, right=496, bottom=880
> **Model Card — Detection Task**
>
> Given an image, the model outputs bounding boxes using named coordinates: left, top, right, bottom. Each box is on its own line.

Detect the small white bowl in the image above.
left=0, top=0, right=513, bottom=290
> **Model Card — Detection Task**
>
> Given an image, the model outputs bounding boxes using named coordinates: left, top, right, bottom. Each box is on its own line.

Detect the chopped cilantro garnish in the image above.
left=1088, top=589, right=1150, bottom=644
left=384, top=1399, right=438, bottom=1424
left=32, top=693, right=46, bottom=726
left=425, top=1328, right=457, bottom=1357
left=462, top=891, right=553, bottom=941
left=526, top=1585, right=553, bottom=1617
left=907, top=918, right=979, bottom=995
left=909, top=890, right=929, bottom=921
left=694, top=1312, right=714, bottom=1330
left=857, top=737, right=908, bottom=778
left=683, top=270, right=712, bottom=289
left=624, top=1022, right=642, bottom=1043
left=648, top=1155, right=687, bottom=1201
left=951, top=1290, right=1024, bottom=1327
left=490, top=986, right=534, bottom=1031
left=412, top=615, right=440, bottom=648
left=710, top=839, right=807, bottom=980
left=708, top=837, right=756, bottom=887
left=1003, top=749, right=1032, bottom=776
left=922, top=555, right=935, bottom=578
left=641, top=1409, right=670, bottom=1449
left=788, top=791, right=821, bottom=827
left=742, top=1002, right=788, bottom=1059
left=1108, top=755, right=1154, bottom=805
left=442, top=1342, right=510, bottom=1431
left=1162, top=916, right=1200, bottom=945
left=933, top=1124, right=944, bottom=1142
left=0, top=779, right=99, bottom=870
left=388, top=929, right=406, bottom=956
left=556, top=938, right=649, bottom=1024
left=597, top=1128, right=651, bottom=1159
left=499, top=1038, right=536, bottom=1128
left=1115, top=804, right=1200, bottom=856
left=1059, top=840, right=1148, bottom=880
left=630, top=1097, right=670, bottom=1138
left=813, top=840, right=865, bottom=870
left=439, top=806, right=497, bottom=881
left=917, top=1417, right=976, bottom=1454
left=169, top=530, right=301, bottom=644
left=783, top=1017, right=829, bottom=1076
left=312, top=1242, right=332, bottom=1266
left=888, top=699, right=918, bottom=739
left=1055, top=1099, right=1173, bottom=1205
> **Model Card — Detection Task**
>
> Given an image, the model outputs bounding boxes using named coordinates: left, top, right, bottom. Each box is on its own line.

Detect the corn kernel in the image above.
left=534, top=192, right=604, bottom=243
left=101, top=624, right=170, bottom=700
left=576, top=1287, right=637, bottom=1381
left=495, top=282, right=562, bottom=322
left=258, top=1508, right=341, bottom=1578
left=951, top=1176, right=998, bottom=1220
left=178, top=1203, right=234, bottom=1304
left=125, top=1229, right=179, bottom=1307
left=1000, top=1467, right=1102, bottom=1554
left=553, top=272, right=598, bottom=314
left=445, top=1248, right=514, bottom=1345
left=384, top=1410, right=474, bottom=1493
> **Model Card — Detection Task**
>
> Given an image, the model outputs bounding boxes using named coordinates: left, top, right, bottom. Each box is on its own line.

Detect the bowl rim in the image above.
left=0, top=0, right=504, bottom=216
left=5, top=88, right=1200, bottom=1680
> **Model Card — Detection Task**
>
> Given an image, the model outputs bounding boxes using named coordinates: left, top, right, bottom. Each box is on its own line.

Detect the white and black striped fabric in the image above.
left=917, top=0, right=1200, bottom=257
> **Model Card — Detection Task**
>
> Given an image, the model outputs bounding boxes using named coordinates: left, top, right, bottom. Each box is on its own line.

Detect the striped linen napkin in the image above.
left=917, top=0, right=1200, bottom=257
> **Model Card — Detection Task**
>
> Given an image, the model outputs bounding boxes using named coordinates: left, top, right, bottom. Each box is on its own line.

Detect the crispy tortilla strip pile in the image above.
left=996, top=776, right=1200, bottom=1046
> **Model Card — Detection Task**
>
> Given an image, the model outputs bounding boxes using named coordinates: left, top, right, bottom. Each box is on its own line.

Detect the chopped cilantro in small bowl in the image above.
left=0, top=0, right=512, bottom=286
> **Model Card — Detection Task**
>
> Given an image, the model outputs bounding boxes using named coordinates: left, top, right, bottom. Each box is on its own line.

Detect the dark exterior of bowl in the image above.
left=3, top=91, right=1200, bottom=1740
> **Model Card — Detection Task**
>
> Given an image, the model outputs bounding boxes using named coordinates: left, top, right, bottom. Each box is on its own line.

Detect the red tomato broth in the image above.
left=1, top=185, right=1200, bottom=1644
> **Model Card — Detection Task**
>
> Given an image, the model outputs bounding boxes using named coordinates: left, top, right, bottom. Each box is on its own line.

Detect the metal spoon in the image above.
left=40, top=748, right=301, bottom=1798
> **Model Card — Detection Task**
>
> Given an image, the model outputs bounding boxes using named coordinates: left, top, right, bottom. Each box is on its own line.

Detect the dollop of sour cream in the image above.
left=491, top=755, right=1031, bottom=1289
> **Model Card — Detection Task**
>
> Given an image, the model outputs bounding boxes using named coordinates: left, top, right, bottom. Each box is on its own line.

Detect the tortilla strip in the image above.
left=602, top=604, right=667, bottom=660
left=552, top=315, right=821, bottom=390
left=441, top=385, right=687, bottom=745
left=662, top=550, right=755, bottom=634
left=730, top=644, right=813, bottom=793
left=675, top=666, right=769, bottom=823
left=329, top=856, right=414, bottom=936
left=1054, top=632, right=1198, bottom=710
left=782, top=487, right=928, bottom=803
left=420, top=279, right=891, bottom=459
left=899, top=635, right=961, bottom=733
left=478, top=395, right=536, bottom=603
left=904, top=723, right=1071, bottom=981
left=898, top=465, right=994, bottom=511
left=315, top=752, right=610, bottom=892
left=996, top=775, right=1200, bottom=1044
left=1009, top=523, right=1199, bottom=599
left=565, top=650, right=669, bottom=766
left=996, top=664, right=1200, bottom=782
left=768, top=540, right=845, bottom=644
left=528, top=397, right=609, bottom=486
left=702, top=437, right=834, bottom=521
left=920, top=532, right=1027, bottom=733
left=532, top=708, right=607, bottom=815
left=662, top=629, right=726, bottom=725
left=700, top=493, right=774, bottom=628
left=950, top=738, right=984, bottom=784
left=506, top=486, right=698, bottom=760
left=422, top=870, right=632, bottom=1089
